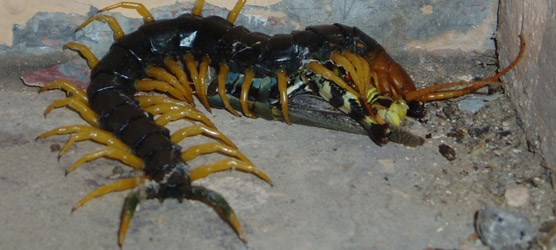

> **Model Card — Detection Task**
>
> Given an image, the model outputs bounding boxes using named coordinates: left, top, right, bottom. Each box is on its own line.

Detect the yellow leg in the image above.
left=331, top=51, right=359, bottom=89
left=38, top=124, right=127, bottom=157
left=145, top=66, right=190, bottom=101
left=136, top=95, right=186, bottom=108
left=40, top=80, right=88, bottom=103
left=184, top=55, right=212, bottom=111
left=344, top=51, right=372, bottom=95
left=100, top=2, right=155, bottom=23
left=163, top=58, right=195, bottom=104
left=198, top=57, right=212, bottom=111
left=190, top=158, right=272, bottom=184
left=276, top=69, right=291, bottom=124
left=136, top=79, right=184, bottom=100
left=227, top=0, right=246, bottom=24
left=76, top=15, right=125, bottom=41
left=63, top=42, right=100, bottom=69
left=240, top=69, right=257, bottom=118
left=171, top=124, right=237, bottom=149
left=218, top=63, right=241, bottom=116
left=37, top=125, right=96, bottom=139
left=154, top=107, right=217, bottom=128
left=66, top=146, right=143, bottom=175
left=182, top=142, right=250, bottom=162
left=308, top=61, right=358, bottom=96
left=72, top=176, right=146, bottom=212
left=44, top=97, right=99, bottom=127
left=60, top=130, right=129, bottom=158
left=142, top=103, right=183, bottom=115
left=192, top=0, right=205, bottom=16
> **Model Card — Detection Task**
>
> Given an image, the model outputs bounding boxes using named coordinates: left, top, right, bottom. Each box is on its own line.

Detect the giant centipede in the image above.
left=37, top=0, right=525, bottom=246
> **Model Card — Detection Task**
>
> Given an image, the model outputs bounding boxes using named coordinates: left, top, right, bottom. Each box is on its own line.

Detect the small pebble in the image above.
left=504, top=186, right=529, bottom=207
left=50, top=143, right=61, bottom=152
left=475, top=206, right=536, bottom=250
left=112, top=165, right=124, bottom=176
left=439, top=144, right=456, bottom=161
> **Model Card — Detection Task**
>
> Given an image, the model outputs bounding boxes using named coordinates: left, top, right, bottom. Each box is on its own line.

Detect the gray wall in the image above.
left=498, top=1, right=556, bottom=172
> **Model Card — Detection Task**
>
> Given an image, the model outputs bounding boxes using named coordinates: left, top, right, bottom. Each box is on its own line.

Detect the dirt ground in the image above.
left=1, top=2, right=555, bottom=250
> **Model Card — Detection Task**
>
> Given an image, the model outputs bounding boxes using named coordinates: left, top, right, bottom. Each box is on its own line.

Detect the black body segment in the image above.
left=85, top=9, right=391, bottom=191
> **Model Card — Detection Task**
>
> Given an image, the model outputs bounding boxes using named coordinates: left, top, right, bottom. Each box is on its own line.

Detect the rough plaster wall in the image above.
left=498, top=0, right=556, bottom=172
left=0, top=0, right=280, bottom=46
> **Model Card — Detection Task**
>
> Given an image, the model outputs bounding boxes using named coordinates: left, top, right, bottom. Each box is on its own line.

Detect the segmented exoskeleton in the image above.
left=37, top=0, right=525, bottom=246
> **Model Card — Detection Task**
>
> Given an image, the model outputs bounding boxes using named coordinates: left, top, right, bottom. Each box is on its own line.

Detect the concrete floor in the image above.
left=0, top=75, right=470, bottom=249
left=2, top=52, right=554, bottom=250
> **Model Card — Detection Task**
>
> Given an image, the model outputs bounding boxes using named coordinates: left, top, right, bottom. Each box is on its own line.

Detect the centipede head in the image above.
left=367, top=50, right=427, bottom=119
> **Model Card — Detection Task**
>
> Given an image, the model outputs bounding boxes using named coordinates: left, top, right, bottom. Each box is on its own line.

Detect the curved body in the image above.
left=86, top=12, right=407, bottom=176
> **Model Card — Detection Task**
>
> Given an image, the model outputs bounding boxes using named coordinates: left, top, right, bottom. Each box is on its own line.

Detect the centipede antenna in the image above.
left=487, top=33, right=526, bottom=81
left=405, top=34, right=526, bottom=102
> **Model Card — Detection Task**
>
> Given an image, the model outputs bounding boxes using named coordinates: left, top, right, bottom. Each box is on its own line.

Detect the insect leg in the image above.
left=308, top=61, right=358, bottom=96
left=276, top=69, right=291, bottom=124
left=65, top=146, right=143, bottom=175
left=119, top=185, right=142, bottom=247
left=61, top=42, right=100, bottom=69
left=172, top=124, right=238, bottom=149
left=38, top=125, right=128, bottom=158
left=145, top=66, right=190, bottom=101
left=136, top=79, right=185, bottom=100
left=192, top=0, right=205, bottom=16
left=218, top=63, right=241, bottom=116
left=99, top=2, right=155, bottom=23
left=240, top=69, right=257, bottom=118
left=40, top=80, right=88, bottom=103
left=154, top=107, right=217, bottom=128
left=75, top=15, right=125, bottom=41
left=43, top=96, right=99, bottom=127
left=190, top=158, right=272, bottom=184
left=163, top=58, right=195, bottom=104
left=186, top=185, right=248, bottom=243
left=227, top=0, right=246, bottom=24
left=72, top=176, right=147, bottom=212
left=183, top=55, right=212, bottom=110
